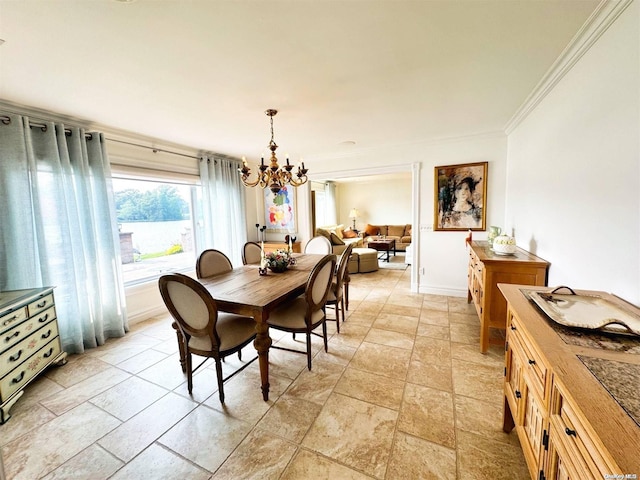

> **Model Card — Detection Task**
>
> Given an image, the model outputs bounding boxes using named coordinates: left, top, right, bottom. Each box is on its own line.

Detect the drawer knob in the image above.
left=515, top=389, right=522, bottom=399
left=9, top=349, right=23, bottom=362
left=510, top=325, right=517, bottom=331
left=2, top=315, right=18, bottom=326
left=38, top=313, right=49, bottom=323
left=564, top=427, right=577, bottom=437
left=43, top=347, right=54, bottom=358
left=528, top=359, right=536, bottom=365
left=37, top=300, right=48, bottom=309
left=41, top=329, right=52, bottom=339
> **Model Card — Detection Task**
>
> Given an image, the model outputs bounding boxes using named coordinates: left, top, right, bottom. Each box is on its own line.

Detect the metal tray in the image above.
left=529, top=286, right=640, bottom=337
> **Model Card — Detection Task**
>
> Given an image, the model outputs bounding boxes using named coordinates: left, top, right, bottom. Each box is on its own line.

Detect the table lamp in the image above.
left=348, top=208, right=359, bottom=230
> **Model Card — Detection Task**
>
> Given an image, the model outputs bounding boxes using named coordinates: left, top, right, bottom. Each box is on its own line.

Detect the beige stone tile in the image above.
left=386, top=292, right=424, bottom=308
left=412, top=336, right=451, bottom=367
left=451, top=342, right=504, bottom=368
left=372, top=313, right=419, bottom=335
left=449, top=322, right=480, bottom=345
left=173, top=363, right=223, bottom=403
left=212, top=428, right=297, bottom=479
left=420, top=309, right=450, bottom=326
left=342, top=310, right=377, bottom=327
left=350, top=341, right=411, bottom=380
left=41, top=444, right=123, bottom=480
left=398, top=383, right=456, bottom=448
left=256, top=393, right=323, bottom=442
left=158, top=404, right=253, bottom=473
left=422, top=297, right=449, bottom=312
left=456, top=429, right=529, bottom=479
left=44, top=353, right=113, bottom=388
left=380, top=304, right=421, bottom=318
left=452, top=358, right=503, bottom=405
left=136, top=353, right=190, bottom=390
left=334, top=366, right=405, bottom=410
left=454, top=395, right=520, bottom=447
left=0, top=402, right=56, bottom=447
left=98, top=392, right=197, bottom=462
left=90, top=375, right=168, bottom=421
left=354, top=301, right=385, bottom=316
left=95, top=334, right=164, bottom=365
left=115, top=348, right=169, bottom=374
left=41, top=366, right=131, bottom=415
left=151, top=337, right=181, bottom=355
left=364, top=288, right=392, bottom=303
left=110, top=443, right=210, bottom=480
left=406, top=360, right=453, bottom=392
left=329, top=323, right=371, bottom=349
left=449, top=311, right=479, bottom=325
left=417, top=322, right=451, bottom=340
left=267, top=346, right=309, bottom=380
left=285, top=359, right=345, bottom=405
left=316, top=337, right=357, bottom=366
left=8, top=376, right=63, bottom=412
left=448, top=296, right=477, bottom=314
left=302, top=393, right=397, bottom=479
left=364, top=327, right=415, bottom=350
left=281, top=449, right=372, bottom=480
left=2, top=403, right=121, bottom=480
left=386, top=432, right=457, bottom=480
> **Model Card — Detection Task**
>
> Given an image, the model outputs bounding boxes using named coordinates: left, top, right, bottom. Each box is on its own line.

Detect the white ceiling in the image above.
left=0, top=0, right=599, bottom=164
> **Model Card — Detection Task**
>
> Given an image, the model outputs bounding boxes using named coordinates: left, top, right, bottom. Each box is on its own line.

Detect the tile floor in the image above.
left=0, top=266, right=528, bottom=479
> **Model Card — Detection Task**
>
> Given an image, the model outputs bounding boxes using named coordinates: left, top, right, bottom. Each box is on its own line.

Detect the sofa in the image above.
left=315, top=224, right=364, bottom=255
left=362, top=224, right=412, bottom=251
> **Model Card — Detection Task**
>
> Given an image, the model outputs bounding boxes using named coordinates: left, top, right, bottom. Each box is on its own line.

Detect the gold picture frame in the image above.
left=434, top=161, right=487, bottom=231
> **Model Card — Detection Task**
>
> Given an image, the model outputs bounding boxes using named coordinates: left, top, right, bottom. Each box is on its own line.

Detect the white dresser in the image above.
left=0, top=287, right=67, bottom=423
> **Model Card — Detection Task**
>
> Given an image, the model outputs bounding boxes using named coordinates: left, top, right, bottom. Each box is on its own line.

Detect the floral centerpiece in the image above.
left=263, top=249, right=292, bottom=273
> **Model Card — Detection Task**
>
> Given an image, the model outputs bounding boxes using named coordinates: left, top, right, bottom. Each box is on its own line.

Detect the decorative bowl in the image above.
left=492, top=234, right=516, bottom=254
left=264, top=249, right=292, bottom=273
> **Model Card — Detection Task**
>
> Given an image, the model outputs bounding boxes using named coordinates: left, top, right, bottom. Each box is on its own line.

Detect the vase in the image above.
left=487, top=226, right=501, bottom=247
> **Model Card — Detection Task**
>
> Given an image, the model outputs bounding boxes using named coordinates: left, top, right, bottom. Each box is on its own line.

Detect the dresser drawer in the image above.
left=0, top=337, right=61, bottom=402
left=28, top=294, right=54, bottom=317
left=509, top=314, right=549, bottom=401
left=0, top=320, right=60, bottom=377
left=0, top=306, right=28, bottom=334
left=1, top=306, right=56, bottom=354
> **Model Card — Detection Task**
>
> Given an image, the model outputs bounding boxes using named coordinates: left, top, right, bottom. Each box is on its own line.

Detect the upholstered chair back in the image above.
left=196, top=249, right=233, bottom=278
left=242, top=242, right=262, bottom=265
left=304, top=236, right=332, bottom=254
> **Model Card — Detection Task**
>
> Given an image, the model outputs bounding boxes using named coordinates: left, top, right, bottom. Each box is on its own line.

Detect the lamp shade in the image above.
left=349, top=208, right=359, bottom=219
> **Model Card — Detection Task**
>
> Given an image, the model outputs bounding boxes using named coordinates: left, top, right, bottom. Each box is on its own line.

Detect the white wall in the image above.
left=505, top=1, right=639, bottom=304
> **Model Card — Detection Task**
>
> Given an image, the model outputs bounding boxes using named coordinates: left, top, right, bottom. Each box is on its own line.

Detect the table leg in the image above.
left=253, top=312, right=272, bottom=401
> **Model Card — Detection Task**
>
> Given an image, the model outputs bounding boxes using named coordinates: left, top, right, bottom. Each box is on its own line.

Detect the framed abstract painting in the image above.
left=264, top=185, right=296, bottom=233
left=434, top=161, right=487, bottom=231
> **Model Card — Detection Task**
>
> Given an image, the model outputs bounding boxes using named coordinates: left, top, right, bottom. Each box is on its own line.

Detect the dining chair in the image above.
left=196, top=249, right=233, bottom=278
left=242, top=241, right=262, bottom=265
left=267, top=254, right=337, bottom=370
left=158, top=273, right=257, bottom=403
left=304, top=235, right=332, bottom=254
left=325, top=243, right=353, bottom=333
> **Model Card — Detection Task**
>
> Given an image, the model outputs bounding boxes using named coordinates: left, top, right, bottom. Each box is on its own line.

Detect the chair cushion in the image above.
left=188, top=313, right=255, bottom=353
left=268, top=296, right=324, bottom=330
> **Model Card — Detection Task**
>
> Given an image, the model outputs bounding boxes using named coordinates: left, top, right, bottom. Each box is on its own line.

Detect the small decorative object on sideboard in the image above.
left=492, top=233, right=516, bottom=255
left=487, top=225, right=501, bottom=247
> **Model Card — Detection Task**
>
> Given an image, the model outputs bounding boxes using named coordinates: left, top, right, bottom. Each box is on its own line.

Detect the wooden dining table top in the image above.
left=197, top=253, right=330, bottom=315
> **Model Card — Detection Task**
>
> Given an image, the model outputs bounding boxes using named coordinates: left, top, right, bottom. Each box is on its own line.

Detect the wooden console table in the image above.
left=500, top=284, right=639, bottom=479
left=263, top=241, right=301, bottom=254
left=467, top=241, right=549, bottom=352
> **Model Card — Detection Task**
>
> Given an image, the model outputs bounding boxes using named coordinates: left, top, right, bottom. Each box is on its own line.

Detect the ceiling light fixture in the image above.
left=239, top=109, right=308, bottom=194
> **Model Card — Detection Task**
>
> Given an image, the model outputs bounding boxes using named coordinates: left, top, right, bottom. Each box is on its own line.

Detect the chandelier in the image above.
left=239, top=109, right=309, bottom=194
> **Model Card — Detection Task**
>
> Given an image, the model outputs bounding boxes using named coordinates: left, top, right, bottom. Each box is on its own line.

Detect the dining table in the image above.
left=192, top=253, right=329, bottom=401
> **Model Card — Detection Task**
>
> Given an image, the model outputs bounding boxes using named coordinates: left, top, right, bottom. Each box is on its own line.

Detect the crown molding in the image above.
left=504, top=0, right=634, bottom=135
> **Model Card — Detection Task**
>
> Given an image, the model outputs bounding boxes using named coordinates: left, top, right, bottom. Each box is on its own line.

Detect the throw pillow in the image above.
left=315, top=228, right=331, bottom=241
left=406, top=224, right=412, bottom=236
left=329, top=232, right=345, bottom=245
left=364, top=224, right=379, bottom=237
left=342, top=229, right=358, bottom=239
left=335, top=224, right=345, bottom=239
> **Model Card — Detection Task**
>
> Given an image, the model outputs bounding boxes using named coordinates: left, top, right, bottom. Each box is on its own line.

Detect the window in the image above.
left=113, top=177, right=202, bottom=285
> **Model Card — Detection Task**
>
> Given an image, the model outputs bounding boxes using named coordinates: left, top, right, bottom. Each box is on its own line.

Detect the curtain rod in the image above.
left=108, top=138, right=199, bottom=160
left=1, top=114, right=92, bottom=139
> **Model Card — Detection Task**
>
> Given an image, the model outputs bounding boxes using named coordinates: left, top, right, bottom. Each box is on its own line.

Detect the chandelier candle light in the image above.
left=239, top=109, right=309, bottom=194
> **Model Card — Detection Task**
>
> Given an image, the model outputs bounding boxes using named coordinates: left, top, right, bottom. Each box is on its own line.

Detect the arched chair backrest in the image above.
left=242, top=242, right=262, bottom=265
left=303, top=254, right=337, bottom=325
left=196, top=249, right=233, bottom=279
left=334, top=243, right=354, bottom=295
left=304, top=236, right=332, bottom=254
left=158, top=273, right=221, bottom=353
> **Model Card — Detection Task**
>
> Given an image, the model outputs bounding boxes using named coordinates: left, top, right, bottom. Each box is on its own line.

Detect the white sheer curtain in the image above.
left=0, top=114, right=127, bottom=354
left=199, top=155, right=247, bottom=266
left=324, top=181, right=338, bottom=225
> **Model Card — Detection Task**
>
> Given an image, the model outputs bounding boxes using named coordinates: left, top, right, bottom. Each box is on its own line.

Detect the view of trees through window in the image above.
left=113, top=178, right=200, bottom=284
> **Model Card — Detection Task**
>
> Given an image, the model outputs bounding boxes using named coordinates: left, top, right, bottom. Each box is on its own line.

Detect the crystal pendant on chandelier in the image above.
left=238, top=109, right=309, bottom=194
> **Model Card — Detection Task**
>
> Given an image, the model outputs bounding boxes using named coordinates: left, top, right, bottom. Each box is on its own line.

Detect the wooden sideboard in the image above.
left=467, top=241, right=549, bottom=352
left=0, top=287, right=67, bottom=423
left=263, top=241, right=301, bottom=254
left=500, top=284, right=640, bottom=479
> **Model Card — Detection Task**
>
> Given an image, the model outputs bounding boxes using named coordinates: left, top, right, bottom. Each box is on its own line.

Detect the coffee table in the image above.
left=367, top=238, right=396, bottom=262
